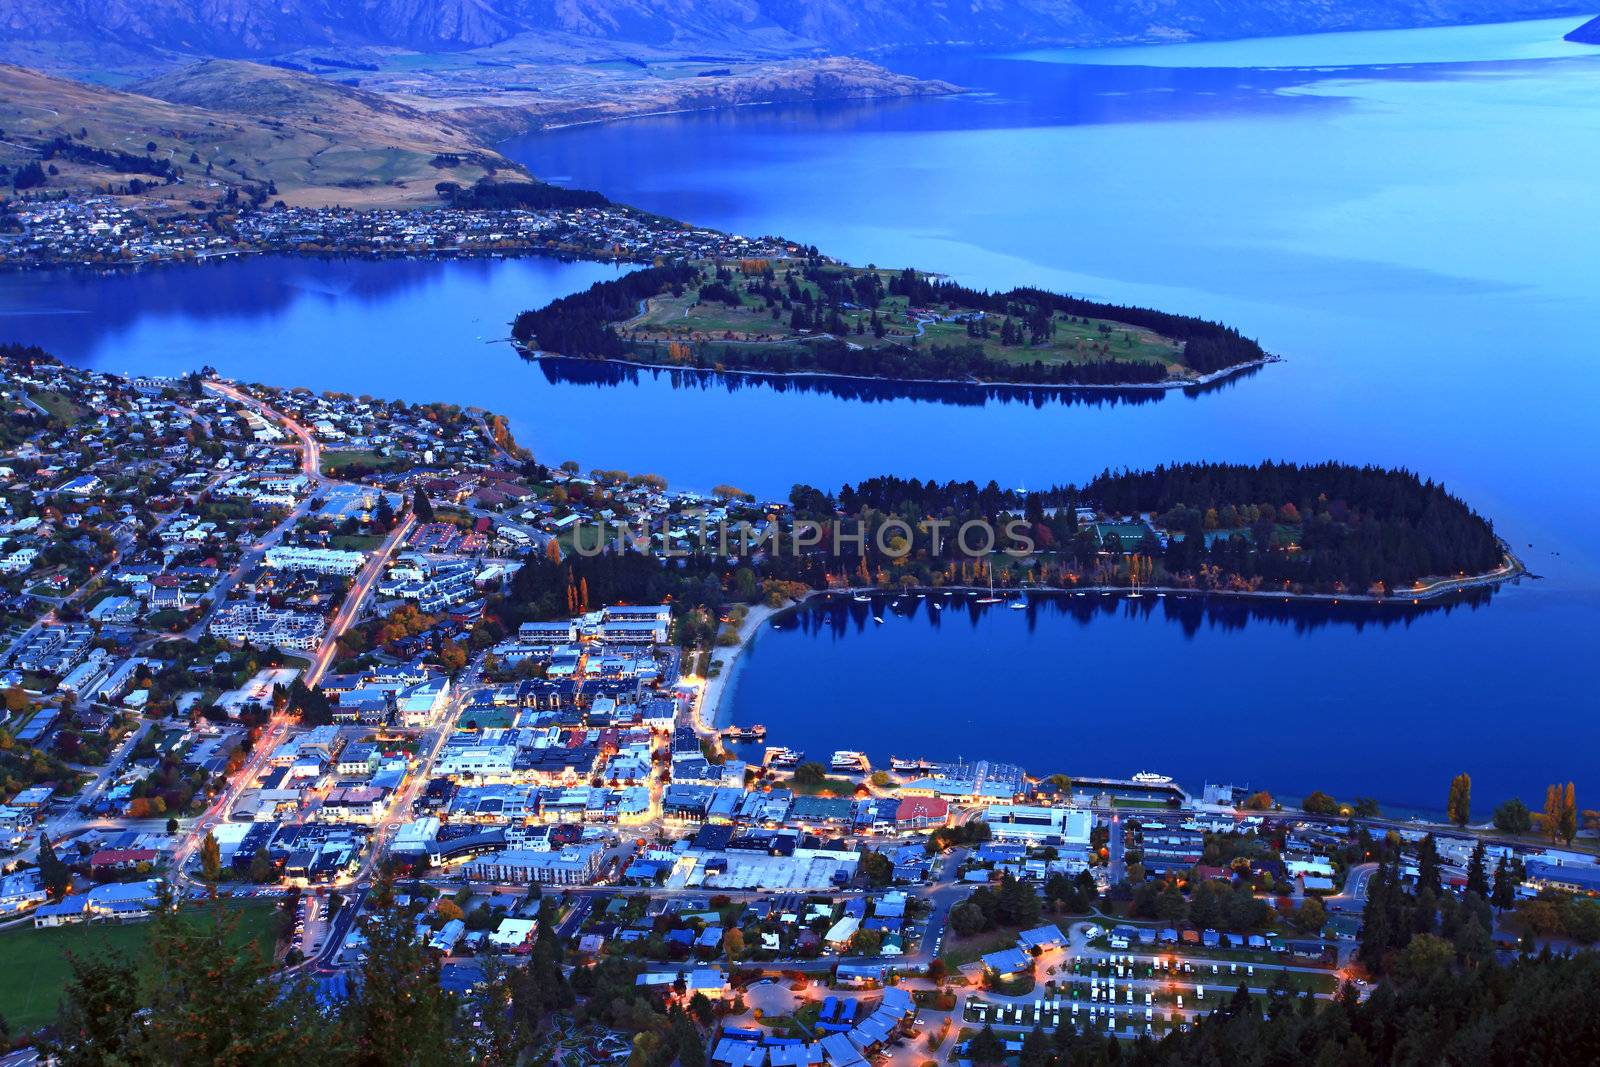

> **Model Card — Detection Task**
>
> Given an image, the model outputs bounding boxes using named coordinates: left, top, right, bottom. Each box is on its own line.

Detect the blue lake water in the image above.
left=5, top=17, right=1598, bottom=810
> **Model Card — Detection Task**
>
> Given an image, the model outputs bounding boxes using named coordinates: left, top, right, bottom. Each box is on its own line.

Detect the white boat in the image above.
left=873, top=615, right=885, bottom=624
left=831, top=750, right=870, bottom=772
left=1131, top=771, right=1173, bottom=785
left=932, top=602, right=944, bottom=611
left=890, top=755, right=934, bottom=773
left=766, top=746, right=803, bottom=765
left=975, top=574, right=1001, bottom=604
left=852, top=593, right=872, bottom=602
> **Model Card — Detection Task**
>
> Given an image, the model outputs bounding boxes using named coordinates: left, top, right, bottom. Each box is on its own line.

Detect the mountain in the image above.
left=1565, top=14, right=1600, bottom=42
left=0, top=61, right=522, bottom=207
left=0, top=0, right=1585, bottom=58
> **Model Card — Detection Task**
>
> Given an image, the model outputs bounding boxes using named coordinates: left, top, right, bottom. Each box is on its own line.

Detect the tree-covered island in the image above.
left=511, top=259, right=1273, bottom=388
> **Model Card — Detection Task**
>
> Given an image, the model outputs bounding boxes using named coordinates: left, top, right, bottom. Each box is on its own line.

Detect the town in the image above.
left=1, top=349, right=1595, bottom=1064
left=0, top=194, right=806, bottom=270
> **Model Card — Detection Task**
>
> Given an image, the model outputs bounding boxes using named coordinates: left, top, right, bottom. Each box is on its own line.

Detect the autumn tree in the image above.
left=197, top=831, right=223, bottom=882
left=1447, top=773, right=1471, bottom=827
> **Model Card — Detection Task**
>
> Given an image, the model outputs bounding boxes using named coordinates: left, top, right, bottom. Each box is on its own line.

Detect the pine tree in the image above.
left=1417, top=834, right=1442, bottom=897
left=1492, top=855, right=1515, bottom=910
left=343, top=868, right=465, bottom=1066
left=1466, top=840, right=1489, bottom=897
left=138, top=893, right=335, bottom=1063
left=413, top=488, right=435, bottom=523
left=49, top=951, right=143, bottom=1066
left=38, top=831, right=69, bottom=900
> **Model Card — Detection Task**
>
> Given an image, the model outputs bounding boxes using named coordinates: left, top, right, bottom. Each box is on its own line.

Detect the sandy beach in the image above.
left=691, top=597, right=808, bottom=736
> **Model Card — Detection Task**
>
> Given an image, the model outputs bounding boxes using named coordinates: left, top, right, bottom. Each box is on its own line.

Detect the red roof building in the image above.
left=894, top=797, right=951, bottom=830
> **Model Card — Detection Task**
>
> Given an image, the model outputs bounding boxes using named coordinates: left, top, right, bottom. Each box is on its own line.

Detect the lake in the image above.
left=5, top=17, right=1597, bottom=810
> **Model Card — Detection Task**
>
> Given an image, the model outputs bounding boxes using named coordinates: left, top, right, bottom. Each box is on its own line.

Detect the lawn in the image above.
left=942, top=926, right=1026, bottom=969
left=0, top=900, right=280, bottom=1033
left=623, top=269, right=1186, bottom=373
left=27, top=389, right=91, bottom=425
left=321, top=449, right=408, bottom=475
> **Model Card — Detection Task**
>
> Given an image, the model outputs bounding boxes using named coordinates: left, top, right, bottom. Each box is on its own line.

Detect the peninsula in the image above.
left=513, top=261, right=1274, bottom=390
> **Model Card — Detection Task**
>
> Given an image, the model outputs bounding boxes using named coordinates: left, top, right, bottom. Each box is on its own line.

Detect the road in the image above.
left=184, top=381, right=329, bottom=641
left=169, top=381, right=413, bottom=885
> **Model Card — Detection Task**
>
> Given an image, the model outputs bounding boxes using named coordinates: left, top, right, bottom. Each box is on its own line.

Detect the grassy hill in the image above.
left=0, top=60, right=525, bottom=208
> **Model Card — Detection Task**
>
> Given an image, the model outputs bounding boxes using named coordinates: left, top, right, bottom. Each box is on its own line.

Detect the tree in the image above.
left=1491, top=855, right=1515, bottom=910
left=1242, top=790, right=1274, bottom=811
left=199, top=830, right=222, bottom=882
left=1466, top=840, right=1489, bottom=898
left=1294, top=896, right=1327, bottom=934
left=342, top=868, right=465, bottom=1065
left=49, top=951, right=144, bottom=1066
left=1302, top=790, right=1340, bottom=815
left=413, top=488, right=435, bottom=523
left=1560, top=782, right=1578, bottom=844
left=1493, top=797, right=1532, bottom=834
left=38, top=831, right=70, bottom=900
left=858, top=850, right=893, bottom=888
left=723, top=927, right=745, bottom=963
left=1416, top=835, right=1442, bottom=898
left=968, top=1025, right=1006, bottom=1064
left=1019, top=1026, right=1052, bottom=1067
left=1447, top=773, right=1471, bottom=827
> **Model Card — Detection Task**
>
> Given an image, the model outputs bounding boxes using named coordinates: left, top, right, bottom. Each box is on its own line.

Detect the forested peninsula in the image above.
left=511, top=260, right=1273, bottom=389
left=481, top=462, right=1513, bottom=636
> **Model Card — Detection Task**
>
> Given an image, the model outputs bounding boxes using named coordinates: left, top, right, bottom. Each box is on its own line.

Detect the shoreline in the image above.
left=691, top=599, right=790, bottom=737
left=0, top=243, right=647, bottom=277
left=523, top=348, right=1282, bottom=394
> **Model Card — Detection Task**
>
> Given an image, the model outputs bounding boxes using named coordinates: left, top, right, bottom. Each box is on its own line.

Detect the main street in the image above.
left=169, top=381, right=414, bottom=885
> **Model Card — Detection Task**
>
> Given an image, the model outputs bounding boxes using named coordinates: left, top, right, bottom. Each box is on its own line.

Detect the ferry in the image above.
left=890, top=755, right=935, bottom=774
left=765, top=746, right=804, bottom=767
left=1131, top=771, right=1174, bottom=785
left=721, top=723, right=767, bottom=742
left=831, top=750, right=870, bottom=772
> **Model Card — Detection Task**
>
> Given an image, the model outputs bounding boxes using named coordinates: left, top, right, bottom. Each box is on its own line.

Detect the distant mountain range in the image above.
left=0, top=0, right=1587, bottom=57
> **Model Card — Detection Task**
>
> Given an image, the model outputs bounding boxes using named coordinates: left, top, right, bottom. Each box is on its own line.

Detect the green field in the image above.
left=321, top=449, right=410, bottom=476
left=0, top=900, right=280, bottom=1033
left=620, top=267, right=1184, bottom=372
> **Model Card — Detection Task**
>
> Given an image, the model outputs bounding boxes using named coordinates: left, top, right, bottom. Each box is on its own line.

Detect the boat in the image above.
left=1008, top=591, right=1027, bottom=609
left=932, top=601, right=944, bottom=611
left=721, top=723, right=767, bottom=742
left=975, top=574, right=1001, bottom=604
left=873, top=615, right=885, bottom=624
left=766, top=747, right=803, bottom=767
left=852, top=593, right=872, bottom=603
left=890, top=755, right=935, bottom=774
left=831, top=750, right=870, bottom=772
left=1131, top=771, right=1174, bottom=785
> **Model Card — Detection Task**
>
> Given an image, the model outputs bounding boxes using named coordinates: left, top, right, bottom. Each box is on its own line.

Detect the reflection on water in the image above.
left=789, top=584, right=1499, bottom=639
